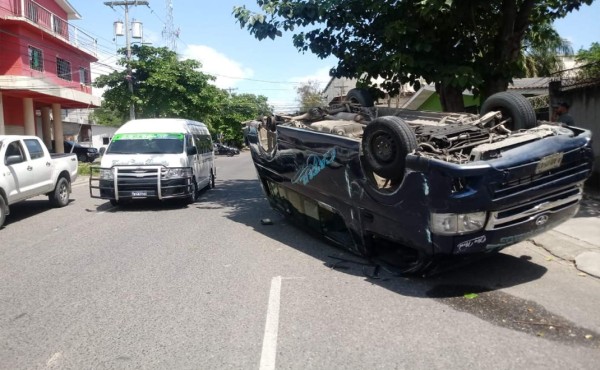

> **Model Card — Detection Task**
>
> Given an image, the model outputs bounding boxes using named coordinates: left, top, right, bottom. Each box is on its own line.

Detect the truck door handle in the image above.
left=27, top=166, right=33, bottom=171
left=46, top=162, right=51, bottom=167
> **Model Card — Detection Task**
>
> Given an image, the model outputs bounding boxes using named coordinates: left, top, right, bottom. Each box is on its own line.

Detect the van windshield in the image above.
left=106, top=133, right=184, bottom=154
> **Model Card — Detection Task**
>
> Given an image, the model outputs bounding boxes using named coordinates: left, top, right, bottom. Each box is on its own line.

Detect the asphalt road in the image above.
left=1, top=152, right=600, bottom=369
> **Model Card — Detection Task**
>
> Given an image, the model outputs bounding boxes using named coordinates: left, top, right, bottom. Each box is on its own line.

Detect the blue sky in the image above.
left=70, top=1, right=600, bottom=112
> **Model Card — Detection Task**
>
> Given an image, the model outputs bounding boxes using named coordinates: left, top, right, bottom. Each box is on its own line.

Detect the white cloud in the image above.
left=182, top=44, right=254, bottom=89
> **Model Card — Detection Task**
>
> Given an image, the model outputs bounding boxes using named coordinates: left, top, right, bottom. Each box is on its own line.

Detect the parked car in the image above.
left=63, top=141, right=99, bottom=163
left=247, top=90, right=594, bottom=275
left=0, top=135, right=78, bottom=228
left=214, top=143, right=240, bottom=156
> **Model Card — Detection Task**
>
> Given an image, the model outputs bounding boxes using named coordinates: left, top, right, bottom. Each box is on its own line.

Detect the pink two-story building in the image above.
left=0, top=0, right=100, bottom=152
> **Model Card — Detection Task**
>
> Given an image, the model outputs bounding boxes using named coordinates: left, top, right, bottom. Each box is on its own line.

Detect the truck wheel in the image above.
left=210, top=172, right=215, bottom=189
left=0, top=196, right=7, bottom=228
left=480, top=91, right=537, bottom=130
left=361, top=116, right=417, bottom=182
left=346, top=88, right=374, bottom=107
left=49, top=177, right=70, bottom=207
left=110, top=199, right=119, bottom=206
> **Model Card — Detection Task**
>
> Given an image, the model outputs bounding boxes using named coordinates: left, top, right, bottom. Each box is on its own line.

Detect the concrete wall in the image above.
left=563, top=85, right=600, bottom=188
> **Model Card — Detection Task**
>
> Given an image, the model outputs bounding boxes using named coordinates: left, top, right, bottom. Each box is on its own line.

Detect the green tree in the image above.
left=234, top=0, right=593, bottom=112
left=88, top=103, right=127, bottom=127
left=521, top=22, right=573, bottom=77
left=93, top=45, right=222, bottom=124
left=296, top=80, right=325, bottom=111
left=576, top=42, right=600, bottom=78
left=215, top=93, right=272, bottom=146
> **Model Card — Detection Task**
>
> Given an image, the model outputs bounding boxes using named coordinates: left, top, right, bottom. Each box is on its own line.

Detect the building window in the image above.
left=57, top=58, right=71, bottom=81
left=79, top=67, right=89, bottom=84
left=28, top=46, right=43, bottom=71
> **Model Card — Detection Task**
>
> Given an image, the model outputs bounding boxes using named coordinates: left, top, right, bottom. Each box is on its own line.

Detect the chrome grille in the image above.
left=486, top=186, right=582, bottom=230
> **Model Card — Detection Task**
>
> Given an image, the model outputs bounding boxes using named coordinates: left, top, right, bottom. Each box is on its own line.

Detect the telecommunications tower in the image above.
left=162, top=0, right=178, bottom=51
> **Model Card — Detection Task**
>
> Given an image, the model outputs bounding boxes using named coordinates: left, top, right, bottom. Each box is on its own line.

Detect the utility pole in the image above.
left=104, top=1, right=149, bottom=120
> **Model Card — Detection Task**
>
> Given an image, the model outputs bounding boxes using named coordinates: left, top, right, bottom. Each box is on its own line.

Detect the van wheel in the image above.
left=480, top=91, right=537, bottom=130
left=0, top=195, right=7, bottom=228
left=361, top=116, right=417, bottom=182
left=188, top=180, right=198, bottom=204
left=209, top=172, right=215, bottom=189
left=49, top=177, right=70, bottom=207
left=346, top=88, right=374, bottom=107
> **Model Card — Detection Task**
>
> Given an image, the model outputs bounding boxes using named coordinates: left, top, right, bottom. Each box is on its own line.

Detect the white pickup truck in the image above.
left=0, top=135, right=78, bottom=228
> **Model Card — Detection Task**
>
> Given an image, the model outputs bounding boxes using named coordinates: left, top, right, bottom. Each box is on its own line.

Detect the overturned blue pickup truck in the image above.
left=247, top=90, right=594, bottom=275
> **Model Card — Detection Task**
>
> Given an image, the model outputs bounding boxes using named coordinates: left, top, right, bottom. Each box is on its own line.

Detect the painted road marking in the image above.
left=259, top=276, right=282, bottom=370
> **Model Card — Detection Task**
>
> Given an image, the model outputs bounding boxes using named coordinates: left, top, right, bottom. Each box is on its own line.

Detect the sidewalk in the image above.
left=530, top=187, right=600, bottom=278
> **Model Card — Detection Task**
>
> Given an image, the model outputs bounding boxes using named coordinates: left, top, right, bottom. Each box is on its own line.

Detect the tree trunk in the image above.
left=436, top=83, right=465, bottom=112
left=481, top=78, right=510, bottom=102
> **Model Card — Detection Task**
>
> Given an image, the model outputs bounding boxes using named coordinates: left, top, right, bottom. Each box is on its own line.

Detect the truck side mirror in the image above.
left=5, top=155, right=23, bottom=165
left=187, top=146, right=198, bottom=155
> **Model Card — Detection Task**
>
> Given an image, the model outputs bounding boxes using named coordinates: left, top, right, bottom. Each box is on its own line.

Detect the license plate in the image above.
left=131, top=191, right=148, bottom=197
left=535, top=152, right=563, bottom=174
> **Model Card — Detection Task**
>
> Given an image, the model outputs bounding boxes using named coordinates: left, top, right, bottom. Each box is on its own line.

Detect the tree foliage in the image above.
left=234, top=0, right=593, bottom=112
left=576, top=42, right=600, bottom=78
left=217, top=93, right=272, bottom=146
left=521, top=22, right=573, bottom=77
left=93, top=45, right=271, bottom=144
left=296, top=80, right=325, bottom=111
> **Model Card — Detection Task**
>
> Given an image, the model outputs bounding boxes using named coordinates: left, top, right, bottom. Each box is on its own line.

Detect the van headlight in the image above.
left=99, top=168, right=114, bottom=180
left=430, top=212, right=487, bottom=235
left=162, top=168, right=192, bottom=179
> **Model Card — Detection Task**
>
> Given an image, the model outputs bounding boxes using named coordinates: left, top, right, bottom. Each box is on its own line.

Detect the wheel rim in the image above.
left=58, top=182, right=68, bottom=203
left=371, top=132, right=396, bottom=163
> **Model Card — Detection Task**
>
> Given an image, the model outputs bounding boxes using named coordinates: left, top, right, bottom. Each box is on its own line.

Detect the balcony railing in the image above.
left=17, top=0, right=97, bottom=57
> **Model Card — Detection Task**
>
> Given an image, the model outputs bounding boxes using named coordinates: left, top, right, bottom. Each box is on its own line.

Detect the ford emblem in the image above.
left=535, top=214, right=549, bottom=226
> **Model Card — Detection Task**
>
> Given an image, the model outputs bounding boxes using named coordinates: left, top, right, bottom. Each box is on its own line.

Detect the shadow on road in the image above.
left=198, top=178, right=600, bottom=348
left=201, top=178, right=548, bottom=296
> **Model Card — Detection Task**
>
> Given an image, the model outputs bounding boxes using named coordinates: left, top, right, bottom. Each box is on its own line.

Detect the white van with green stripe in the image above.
left=89, top=118, right=215, bottom=205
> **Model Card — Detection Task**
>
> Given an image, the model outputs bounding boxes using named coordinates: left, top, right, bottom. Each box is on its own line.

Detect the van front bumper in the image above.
left=89, top=166, right=194, bottom=201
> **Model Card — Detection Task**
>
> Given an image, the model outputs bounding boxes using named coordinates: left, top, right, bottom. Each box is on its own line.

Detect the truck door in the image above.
left=3, top=140, right=31, bottom=202
left=23, top=138, right=53, bottom=193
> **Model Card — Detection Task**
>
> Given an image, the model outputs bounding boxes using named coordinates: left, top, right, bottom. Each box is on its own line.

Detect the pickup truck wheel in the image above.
left=362, top=116, right=417, bottom=182
left=480, top=91, right=537, bottom=130
left=0, top=196, right=6, bottom=228
left=49, top=177, right=70, bottom=207
left=346, top=88, right=374, bottom=107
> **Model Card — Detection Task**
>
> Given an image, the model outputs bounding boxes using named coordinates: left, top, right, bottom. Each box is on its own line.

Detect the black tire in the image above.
left=210, top=172, right=215, bottom=189
left=109, top=199, right=119, bottom=206
left=362, top=116, right=417, bottom=181
left=187, top=179, right=198, bottom=204
left=346, top=88, right=374, bottom=107
left=49, top=177, right=70, bottom=207
left=77, top=154, right=87, bottom=162
left=0, top=195, right=7, bottom=228
left=480, top=91, right=537, bottom=130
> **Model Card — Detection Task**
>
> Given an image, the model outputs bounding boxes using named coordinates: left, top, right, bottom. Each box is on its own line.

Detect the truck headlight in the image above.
left=162, top=168, right=192, bottom=179
left=99, top=168, right=114, bottom=180
left=430, top=212, right=487, bottom=235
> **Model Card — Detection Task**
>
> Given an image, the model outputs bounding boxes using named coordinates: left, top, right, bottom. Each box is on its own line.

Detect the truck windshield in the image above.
left=106, top=133, right=184, bottom=154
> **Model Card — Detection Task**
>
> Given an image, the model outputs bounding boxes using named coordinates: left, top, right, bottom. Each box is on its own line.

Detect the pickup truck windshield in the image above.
left=106, top=133, right=184, bottom=154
